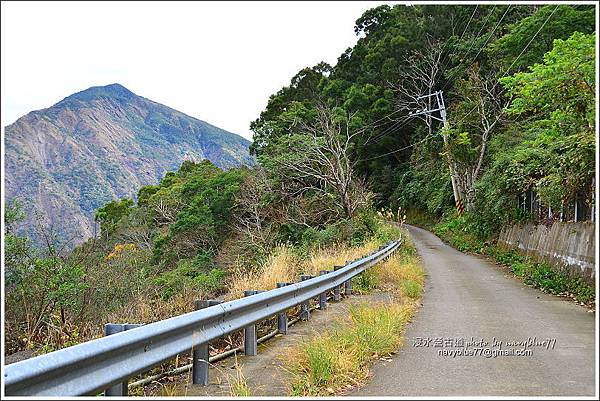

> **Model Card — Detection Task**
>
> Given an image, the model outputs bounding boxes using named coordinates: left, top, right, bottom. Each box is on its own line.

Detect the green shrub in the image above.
left=511, top=262, right=528, bottom=277
left=374, top=222, right=402, bottom=244
left=152, top=251, right=223, bottom=299
left=350, top=211, right=380, bottom=246
left=352, top=270, right=380, bottom=294
left=401, top=279, right=422, bottom=299
left=193, top=268, right=227, bottom=293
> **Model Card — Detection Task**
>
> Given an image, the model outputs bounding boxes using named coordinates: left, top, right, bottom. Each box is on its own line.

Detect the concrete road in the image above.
left=352, top=225, right=596, bottom=397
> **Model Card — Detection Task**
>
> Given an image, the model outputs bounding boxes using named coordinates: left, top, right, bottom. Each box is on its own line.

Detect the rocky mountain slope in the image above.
left=4, top=83, right=254, bottom=247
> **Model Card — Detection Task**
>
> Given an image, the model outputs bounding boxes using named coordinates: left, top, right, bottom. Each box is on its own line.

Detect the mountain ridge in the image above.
left=4, top=83, right=254, bottom=247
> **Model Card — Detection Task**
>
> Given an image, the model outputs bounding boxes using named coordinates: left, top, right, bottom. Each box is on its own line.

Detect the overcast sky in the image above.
left=1, top=1, right=402, bottom=140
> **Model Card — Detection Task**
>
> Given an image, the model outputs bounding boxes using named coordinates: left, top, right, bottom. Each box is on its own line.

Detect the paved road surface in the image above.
left=352, top=225, right=596, bottom=396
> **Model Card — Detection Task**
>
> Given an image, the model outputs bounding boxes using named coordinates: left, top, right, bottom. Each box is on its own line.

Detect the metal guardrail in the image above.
left=3, top=239, right=401, bottom=396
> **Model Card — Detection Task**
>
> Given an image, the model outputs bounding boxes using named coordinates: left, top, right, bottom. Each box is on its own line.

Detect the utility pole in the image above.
left=409, top=90, right=464, bottom=216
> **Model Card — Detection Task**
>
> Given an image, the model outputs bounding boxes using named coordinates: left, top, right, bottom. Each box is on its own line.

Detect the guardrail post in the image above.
left=103, top=323, right=143, bottom=396
left=333, top=266, right=343, bottom=301
left=318, top=271, right=330, bottom=310
left=192, top=300, right=221, bottom=385
left=276, top=283, right=289, bottom=334
left=104, top=324, right=126, bottom=396
left=343, top=261, right=353, bottom=296
left=299, top=275, right=312, bottom=320
left=344, top=278, right=352, bottom=296
left=243, top=290, right=258, bottom=356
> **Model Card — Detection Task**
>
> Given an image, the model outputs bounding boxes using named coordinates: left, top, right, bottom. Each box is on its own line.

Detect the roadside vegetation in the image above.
left=246, top=3, right=595, bottom=307
left=4, top=3, right=594, bottom=360
left=5, top=177, right=402, bottom=356
left=286, top=235, right=424, bottom=396
left=431, top=214, right=595, bottom=306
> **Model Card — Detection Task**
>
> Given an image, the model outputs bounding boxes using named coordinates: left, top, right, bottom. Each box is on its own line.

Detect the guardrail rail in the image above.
left=3, top=239, right=401, bottom=396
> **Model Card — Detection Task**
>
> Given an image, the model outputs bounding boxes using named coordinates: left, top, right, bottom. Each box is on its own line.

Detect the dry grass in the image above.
left=107, top=286, right=201, bottom=324
left=226, top=245, right=300, bottom=300
left=285, top=233, right=425, bottom=396
left=370, top=236, right=424, bottom=299
left=287, top=301, right=414, bottom=396
left=303, top=239, right=380, bottom=275
left=228, top=355, right=252, bottom=396
left=226, top=240, right=382, bottom=300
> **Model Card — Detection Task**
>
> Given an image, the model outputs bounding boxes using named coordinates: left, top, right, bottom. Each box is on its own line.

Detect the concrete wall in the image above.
left=498, top=222, right=595, bottom=284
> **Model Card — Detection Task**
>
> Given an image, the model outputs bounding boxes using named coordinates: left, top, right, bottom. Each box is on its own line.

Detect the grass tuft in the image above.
left=228, top=355, right=251, bottom=396
left=401, top=280, right=422, bottom=299
left=288, top=302, right=414, bottom=396
left=286, top=233, right=424, bottom=395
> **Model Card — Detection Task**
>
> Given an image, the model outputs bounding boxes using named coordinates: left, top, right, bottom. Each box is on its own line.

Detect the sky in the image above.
left=1, top=1, right=402, bottom=141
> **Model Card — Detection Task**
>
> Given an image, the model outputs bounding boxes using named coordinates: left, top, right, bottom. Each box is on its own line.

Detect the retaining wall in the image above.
left=497, top=221, right=595, bottom=284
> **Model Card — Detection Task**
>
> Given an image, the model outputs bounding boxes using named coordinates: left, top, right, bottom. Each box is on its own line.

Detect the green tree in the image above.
left=94, top=198, right=134, bottom=237
left=499, top=32, right=595, bottom=208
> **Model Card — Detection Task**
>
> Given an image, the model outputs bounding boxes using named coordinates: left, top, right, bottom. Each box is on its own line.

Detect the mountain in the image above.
left=4, top=83, right=255, bottom=247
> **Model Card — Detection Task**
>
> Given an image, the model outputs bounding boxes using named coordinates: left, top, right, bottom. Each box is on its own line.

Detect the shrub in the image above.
left=193, top=268, right=227, bottom=293
left=152, top=251, right=223, bottom=299
left=352, top=269, right=380, bottom=294
left=401, top=279, right=422, bottom=299
left=288, top=302, right=414, bottom=396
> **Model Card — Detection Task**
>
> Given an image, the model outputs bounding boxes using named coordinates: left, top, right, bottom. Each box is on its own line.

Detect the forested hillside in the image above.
left=251, top=3, right=595, bottom=236
left=4, top=3, right=595, bottom=356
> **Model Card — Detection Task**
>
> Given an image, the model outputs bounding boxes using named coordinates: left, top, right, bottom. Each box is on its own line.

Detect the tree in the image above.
left=491, top=5, right=595, bottom=72
left=446, top=63, right=510, bottom=210
left=498, top=32, right=595, bottom=209
left=94, top=198, right=134, bottom=238
left=4, top=200, right=33, bottom=289
left=5, top=203, right=90, bottom=352
left=232, top=167, right=278, bottom=250
left=390, top=38, right=444, bottom=137
left=261, top=104, right=372, bottom=221
left=250, top=63, right=332, bottom=157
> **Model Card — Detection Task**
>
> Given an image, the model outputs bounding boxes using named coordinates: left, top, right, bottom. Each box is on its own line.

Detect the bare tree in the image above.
left=389, top=38, right=466, bottom=206
left=232, top=167, right=277, bottom=248
left=271, top=104, right=372, bottom=220
left=389, top=37, right=445, bottom=136
left=450, top=64, right=510, bottom=210
left=117, top=209, right=153, bottom=250
left=149, top=192, right=184, bottom=226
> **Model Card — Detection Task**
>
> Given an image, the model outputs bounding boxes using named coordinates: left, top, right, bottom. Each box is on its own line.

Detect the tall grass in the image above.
left=226, top=239, right=384, bottom=300
left=288, top=302, right=414, bottom=396
left=353, top=236, right=424, bottom=300
left=228, top=355, right=251, bottom=396
left=286, top=236, right=425, bottom=395
left=227, top=245, right=300, bottom=300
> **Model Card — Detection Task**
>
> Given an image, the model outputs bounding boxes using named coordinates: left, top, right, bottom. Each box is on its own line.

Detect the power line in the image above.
left=463, top=6, right=497, bottom=62
left=368, top=6, right=484, bottom=147
left=364, top=114, right=413, bottom=145
left=498, top=5, right=559, bottom=81
left=467, top=6, right=512, bottom=70
left=359, top=4, right=559, bottom=163
left=435, top=5, right=480, bottom=84
left=358, top=132, right=438, bottom=163
left=438, top=5, right=510, bottom=94
left=460, top=5, right=480, bottom=42
left=453, top=4, right=560, bottom=127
